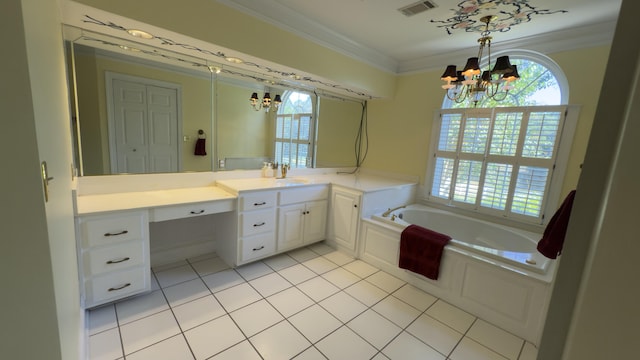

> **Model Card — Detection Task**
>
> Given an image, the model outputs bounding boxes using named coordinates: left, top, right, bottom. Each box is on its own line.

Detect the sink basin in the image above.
left=275, top=177, right=311, bottom=186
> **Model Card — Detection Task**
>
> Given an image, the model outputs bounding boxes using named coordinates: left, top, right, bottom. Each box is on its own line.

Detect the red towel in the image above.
left=194, top=138, right=207, bottom=156
left=399, top=224, right=451, bottom=280
left=537, top=190, right=577, bottom=259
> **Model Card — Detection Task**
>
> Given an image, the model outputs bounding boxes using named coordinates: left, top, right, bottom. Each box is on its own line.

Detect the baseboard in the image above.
left=151, top=241, right=217, bottom=267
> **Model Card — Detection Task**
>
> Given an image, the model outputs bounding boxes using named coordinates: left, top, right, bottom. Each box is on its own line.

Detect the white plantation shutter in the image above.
left=428, top=106, right=567, bottom=223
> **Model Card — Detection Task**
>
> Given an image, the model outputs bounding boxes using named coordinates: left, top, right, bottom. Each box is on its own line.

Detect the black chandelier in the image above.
left=440, top=15, right=520, bottom=106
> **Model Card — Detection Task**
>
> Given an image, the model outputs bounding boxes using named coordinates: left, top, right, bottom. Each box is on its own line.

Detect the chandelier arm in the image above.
left=491, top=89, right=509, bottom=102
left=453, top=86, right=470, bottom=103
left=439, top=15, right=518, bottom=107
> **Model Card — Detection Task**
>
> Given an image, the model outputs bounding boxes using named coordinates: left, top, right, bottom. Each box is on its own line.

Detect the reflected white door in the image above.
left=109, top=74, right=180, bottom=174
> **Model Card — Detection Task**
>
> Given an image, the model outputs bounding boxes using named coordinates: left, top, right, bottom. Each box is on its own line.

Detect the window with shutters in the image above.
left=427, top=106, right=569, bottom=224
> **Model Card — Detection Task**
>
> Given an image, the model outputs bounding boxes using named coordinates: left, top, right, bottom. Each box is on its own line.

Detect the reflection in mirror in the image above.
left=69, top=38, right=214, bottom=176
left=65, top=26, right=366, bottom=176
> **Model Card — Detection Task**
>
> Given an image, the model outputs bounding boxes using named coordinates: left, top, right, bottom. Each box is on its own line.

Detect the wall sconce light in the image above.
left=250, top=92, right=281, bottom=112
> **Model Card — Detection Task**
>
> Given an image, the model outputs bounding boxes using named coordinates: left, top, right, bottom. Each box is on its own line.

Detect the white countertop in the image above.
left=216, top=174, right=416, bottom=194
left=76, top=173, right=417, bottom=215
left=76, top=186, right=235, bottom=215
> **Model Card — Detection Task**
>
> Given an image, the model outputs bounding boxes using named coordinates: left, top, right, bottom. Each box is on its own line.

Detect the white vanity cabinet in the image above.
left=237, top=190, right=279, bottom=265
left=76, top=210, right=150, bottom=308
left=328, top=186, right=362, bottom=254
left=277, top=186, right=328, bottom=252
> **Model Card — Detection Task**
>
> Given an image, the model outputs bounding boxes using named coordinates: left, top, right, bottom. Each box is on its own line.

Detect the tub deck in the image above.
left=358, top=207, right=557, bottom=345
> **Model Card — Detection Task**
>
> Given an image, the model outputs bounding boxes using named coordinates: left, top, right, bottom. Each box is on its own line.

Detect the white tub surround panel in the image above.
left=359, top=211, right=556, bottom=345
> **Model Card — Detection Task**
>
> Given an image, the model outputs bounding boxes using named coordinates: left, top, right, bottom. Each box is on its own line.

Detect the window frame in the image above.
left=273, top=90, right=317, bottom=168
left=442, top=50, right=570, bottom=109
left=425, top=105, right=579, bottom=226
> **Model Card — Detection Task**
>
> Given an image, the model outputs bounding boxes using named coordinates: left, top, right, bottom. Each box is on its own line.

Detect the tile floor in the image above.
left=87, top=242, right=539, bottom=360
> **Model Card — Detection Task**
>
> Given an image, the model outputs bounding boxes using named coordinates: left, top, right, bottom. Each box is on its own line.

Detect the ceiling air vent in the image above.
left=398, top=1, right=438, bottom=17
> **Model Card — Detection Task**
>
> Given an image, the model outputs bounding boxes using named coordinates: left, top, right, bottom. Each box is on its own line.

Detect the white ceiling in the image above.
left=219, top=0, right=622, bottom=74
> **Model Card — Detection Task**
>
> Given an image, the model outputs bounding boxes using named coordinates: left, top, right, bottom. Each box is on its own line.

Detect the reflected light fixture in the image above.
left=250, top=92, right=281, bottom=112
left=126, top=29, right=154, bottom=39
left=440, top=15, right=520, bottom=106
left=225, top=56, right=244, bottom=64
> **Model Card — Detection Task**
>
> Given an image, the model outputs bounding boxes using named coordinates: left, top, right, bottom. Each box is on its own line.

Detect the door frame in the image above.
left=105, top=71, right=183, bottom=173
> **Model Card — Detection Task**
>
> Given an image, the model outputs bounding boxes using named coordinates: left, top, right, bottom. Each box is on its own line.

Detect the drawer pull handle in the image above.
left=253, top=202, right=267, bottom=206
left=106, top=257, right=130, bottom=265
left=108, top=283, right=131, bottom=292
left=190, top=210, right=205, bottom=214
left=253, top=245, right=265, bottom=251
left=253, top=222, right=266, bottom=227
left=104, top=230, right=128, bottom=237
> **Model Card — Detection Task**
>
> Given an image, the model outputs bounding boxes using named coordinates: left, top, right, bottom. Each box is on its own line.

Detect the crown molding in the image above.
left=219, top=0, right=616, bottom=76
left=399, top=20, right=618, bottom=74
left=217, top=0, right=399, bottom=74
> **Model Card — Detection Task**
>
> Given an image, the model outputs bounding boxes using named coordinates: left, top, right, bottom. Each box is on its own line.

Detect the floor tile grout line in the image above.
left=90, top=244, right=534, bottom=360
left=85, top=305, right=120, bottom=337
left=185, top=255, right=266, bottom=359
left=155, top=260, right=203, bottom=360
left=117, top=270, right=189, bottom=359
left=459, top=317, right=525, bottom=360
left=447, top=317, right=478, bottom=359
left=124, top=266, right=419, bottom=359
left=516, top=340, right=527, bottom=360
left=112, top=303, right=126, bottom=360
left=115, top=266, right=195, bottom=358
left=372, top=286, right=476, bottom=360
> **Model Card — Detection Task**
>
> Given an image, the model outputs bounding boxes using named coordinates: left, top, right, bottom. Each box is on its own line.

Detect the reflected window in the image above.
left=274, top=91, right=316, bottom=168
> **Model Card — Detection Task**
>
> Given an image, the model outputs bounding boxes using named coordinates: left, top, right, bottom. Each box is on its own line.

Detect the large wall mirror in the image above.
left=65, top=26, right=365, bottom=176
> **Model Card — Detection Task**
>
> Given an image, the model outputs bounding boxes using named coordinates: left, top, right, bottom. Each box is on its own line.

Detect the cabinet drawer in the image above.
left=150, top=199, right=235, bottom=222
left=79, top=212, right=147, bottom=248
left=240, top=233, right=276, bottom=262
left=240, top=209, right=276, bottom=237
left=85, top=266, right=150, bottom=307
left=279, top=185, right=328, bottom=205
left=240, top=191, right=278, bottom=211
left=82, top=240, right=147, bottom=276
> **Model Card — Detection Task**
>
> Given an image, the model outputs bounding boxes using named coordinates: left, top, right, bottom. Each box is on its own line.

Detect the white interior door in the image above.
left=108, top=73, right=180, bottom=174
left=147, top=85, right=179, bottom=172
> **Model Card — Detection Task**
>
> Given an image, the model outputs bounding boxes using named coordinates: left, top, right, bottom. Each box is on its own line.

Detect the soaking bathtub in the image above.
left=359, top=204, right=557, bottom=345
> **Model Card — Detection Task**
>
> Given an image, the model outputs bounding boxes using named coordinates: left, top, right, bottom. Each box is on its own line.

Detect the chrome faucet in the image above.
left=382, top=205, right=406, bottom=217
left=280, top=163, right=290, bottom=178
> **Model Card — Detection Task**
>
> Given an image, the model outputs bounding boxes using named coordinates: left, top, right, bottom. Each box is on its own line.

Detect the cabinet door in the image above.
left=277, top=203, right=305, bottom=251
left=304, top=200, right=327, bottom=244
left=331, top=189, right=361, bottom=251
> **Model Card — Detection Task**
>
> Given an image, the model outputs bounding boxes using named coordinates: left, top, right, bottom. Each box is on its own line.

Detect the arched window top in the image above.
left=442, top=50, right=569, bottom=109
left=278, top=90, right=313, bottom=114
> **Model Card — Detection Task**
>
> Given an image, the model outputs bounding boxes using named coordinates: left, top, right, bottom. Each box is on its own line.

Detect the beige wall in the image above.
left=549, top=46, right=611, bottom=196
left=364, top=45, right=611, bottom=206
left=1, top=0, right=80, bottom=358
left=69, top=0, right=609, bottom=198
left=72, top=0, right=397, bottom=98
left=316, top=98, right=364, bottom=167
left=216, top=81, right=272, bottom=163
left=1, top=2, right=63, bottom=358
left=540, top=0, right=639, bottom=357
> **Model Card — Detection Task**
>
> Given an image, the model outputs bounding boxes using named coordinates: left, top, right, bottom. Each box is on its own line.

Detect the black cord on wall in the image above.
left=339, top=100, right=368, bottom=174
